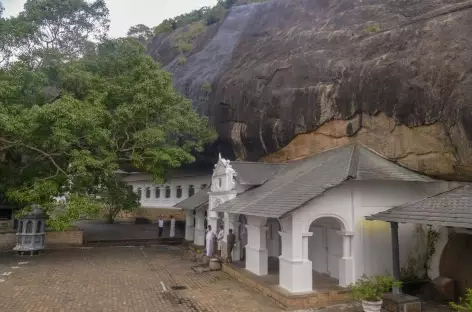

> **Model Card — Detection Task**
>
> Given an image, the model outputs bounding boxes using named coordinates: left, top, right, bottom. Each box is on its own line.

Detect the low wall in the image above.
left=0, top=229, right=83, bottom=251
left=117, top=207, right=186, bottom=222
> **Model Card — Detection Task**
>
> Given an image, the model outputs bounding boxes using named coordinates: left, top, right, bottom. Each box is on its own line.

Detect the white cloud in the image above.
left=3, top=0, right=218, bottom=38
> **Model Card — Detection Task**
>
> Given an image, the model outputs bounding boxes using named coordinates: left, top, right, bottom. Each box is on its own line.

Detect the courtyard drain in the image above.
left=171, top=285, right=187, bottom=290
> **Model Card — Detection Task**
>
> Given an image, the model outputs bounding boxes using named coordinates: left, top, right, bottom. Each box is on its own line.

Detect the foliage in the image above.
left=178, top=55, right=187, bottom=65
left=4, top=0, right=109, bottom=67
left=424, top=226, right=440, bottom=276
left=364, top=24, right=381, bottom=33
left=127, top=24, right=154, bottom=46
left=349, top=275, right=402, bottom=302
left=201, top=81, right=212, bottom=92
left=98, top=175, right=139, bottom=224
left=0, top=1, right=216, bottom=231
left=172, top=21, right=207, bottom=54
left=450, top=289, right=472, bottom=311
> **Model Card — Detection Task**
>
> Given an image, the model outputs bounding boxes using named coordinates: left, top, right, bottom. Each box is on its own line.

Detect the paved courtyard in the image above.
left=0, top=246, right=281, bottom=312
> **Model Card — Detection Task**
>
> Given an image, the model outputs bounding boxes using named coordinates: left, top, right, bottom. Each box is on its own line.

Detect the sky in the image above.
left=2, top=0, right=219, bottom=38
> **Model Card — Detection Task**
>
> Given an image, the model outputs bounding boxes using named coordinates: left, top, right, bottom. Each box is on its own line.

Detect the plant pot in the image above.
left=361, top=300, right=383, bottom=312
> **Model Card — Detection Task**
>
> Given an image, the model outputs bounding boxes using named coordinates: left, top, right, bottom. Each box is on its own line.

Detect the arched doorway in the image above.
left=308, top=217, right=344, bottom=282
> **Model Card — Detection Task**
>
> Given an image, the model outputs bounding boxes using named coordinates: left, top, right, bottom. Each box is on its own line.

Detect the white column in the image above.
left=338, top=231, right=355, bottom=287
left=245, top=216, right=268, bottom=276
left=185, top=210, right=195, bottom=241
left=278, top=230, right=313, bottom=293
left=194, top=209, right=205, bottom=246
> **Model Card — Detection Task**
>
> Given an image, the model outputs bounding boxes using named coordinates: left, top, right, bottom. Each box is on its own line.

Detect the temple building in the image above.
left=175, top=143, right=461, bottom=297
left=119, top=169, right=211, bottom=221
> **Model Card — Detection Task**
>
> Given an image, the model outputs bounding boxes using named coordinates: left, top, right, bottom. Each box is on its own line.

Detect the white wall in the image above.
left=291, top=180, right=452, bottom=282
left=122, top=173, right=211, bottom=209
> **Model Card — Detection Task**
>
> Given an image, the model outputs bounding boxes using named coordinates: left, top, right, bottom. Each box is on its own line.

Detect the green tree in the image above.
left=98, top=175, right=139, bottom=224
left=0, top=1, right=216, bottom=231
left=7, top=0, right=109, bottom=67
left=127, top=24, right=154, bottom=45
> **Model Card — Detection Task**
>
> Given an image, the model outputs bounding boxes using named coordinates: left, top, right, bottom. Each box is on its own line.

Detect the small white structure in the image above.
left=178, top=144, right=455, bottom=294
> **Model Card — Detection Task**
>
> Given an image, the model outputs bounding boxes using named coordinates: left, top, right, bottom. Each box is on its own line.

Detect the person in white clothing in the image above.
left=157, top=216, right=164, bottom=237
left=169, top=215, right=176, bottom=238
left=205, top=225, right=215, bottom=257
left=217, top=225, right=224, bottom=257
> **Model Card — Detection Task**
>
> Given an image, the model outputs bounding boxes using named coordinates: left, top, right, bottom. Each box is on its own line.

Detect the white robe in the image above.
left=217, top=229, right=224, bottom=251
left=169, top=218, right=176, bottom=238
left=206, top=230, right=215, bottom=257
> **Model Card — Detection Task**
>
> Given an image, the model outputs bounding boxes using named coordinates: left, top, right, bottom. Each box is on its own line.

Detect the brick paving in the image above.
left=0, top=246, right=281, bottom=312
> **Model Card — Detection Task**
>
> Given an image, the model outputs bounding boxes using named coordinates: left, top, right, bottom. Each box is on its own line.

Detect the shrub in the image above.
left=364, top=24, right=381, bottom=33
left=178, top=56, right=187, bottom=65
left=450, top=289, right=472, bottom=311
left=349, top=275, right=402, bottom=302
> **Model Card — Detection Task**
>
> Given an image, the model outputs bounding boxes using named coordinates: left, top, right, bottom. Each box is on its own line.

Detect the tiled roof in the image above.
left=231, top=162, right=285, bottom=185
left=367, top=184, right=472, bottom=228
left=173, top=186, right=210, bottom=210
left=213, top=144, right=433, bottom=218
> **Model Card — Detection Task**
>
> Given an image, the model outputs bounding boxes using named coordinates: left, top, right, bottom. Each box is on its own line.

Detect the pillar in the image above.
left=194, top=209, right=205, bottom=246
left=390, top=222, right=401, bottom=295
left=245, top=216, right=268, bottom=276
left=338, top=231, right=355, bottom=287
left=185, top=210, right=195, bottom=241
left=278, top=230, right=313, bottom=293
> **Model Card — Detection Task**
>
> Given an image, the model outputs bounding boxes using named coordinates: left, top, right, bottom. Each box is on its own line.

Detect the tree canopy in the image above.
left=0, top=0, right=216, bottom=230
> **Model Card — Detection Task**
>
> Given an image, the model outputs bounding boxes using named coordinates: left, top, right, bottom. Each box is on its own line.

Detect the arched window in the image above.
left=18, top=221, right=23, bottom=233
left=188, top=185, right=195, bottom=197
left=218, top=178, right=222, bottom=188
left=137, top=188, right=142, bottom=199
left=36, top=220, right=42, bottom=233
left=26, top=221, right=33, bottom=233
left=145, top=187, right=151, bottom=198
left=165, top=186, right=171, bottom=198
left=201, top=184, right=207, bottom=190
left=176, top=185, right=182, bottom=198
left=155, top=187, right=160, bottom=198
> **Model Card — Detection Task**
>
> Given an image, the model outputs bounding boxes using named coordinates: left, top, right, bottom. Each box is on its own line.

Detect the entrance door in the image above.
left=310, top=226, right=329, bottom=275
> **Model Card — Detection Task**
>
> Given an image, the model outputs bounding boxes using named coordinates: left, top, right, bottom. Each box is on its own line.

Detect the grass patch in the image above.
left=364, top=24, right=381, bottom=33
left=178, top=56, right=187, bottom=65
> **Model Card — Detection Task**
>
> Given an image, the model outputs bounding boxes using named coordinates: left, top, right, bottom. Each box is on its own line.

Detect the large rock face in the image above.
left=148, top=0, right=472, bottom=180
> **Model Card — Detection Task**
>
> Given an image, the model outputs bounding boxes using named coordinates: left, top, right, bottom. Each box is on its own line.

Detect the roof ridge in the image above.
left=347, top=144, right=359, bottom=179
left=370, top=183, right=468, bottom=215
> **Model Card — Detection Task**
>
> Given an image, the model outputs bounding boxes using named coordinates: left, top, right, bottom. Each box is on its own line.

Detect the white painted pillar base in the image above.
left=245, top=216, right=268, bottom=276
left=186, top=226, right=195, bottom=241
left=279, top=257, right=313, bottom=293
left=194, top=229, right=205, bottom=246
left=185, top=210, right=195, bottom=242
left=338, top=258, right=354, bottom=287
left=246, top=246, right=268, bottom=275
left=338, top=231, right=355, bottom=287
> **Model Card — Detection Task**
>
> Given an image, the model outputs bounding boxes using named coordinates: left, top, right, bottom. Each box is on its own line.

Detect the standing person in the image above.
left=217, top=225, right=224, bottom=257
left=226, top=229, right=236, bottom=263
left=169, top=215, right=176, bottom=238
left=157, top=216, right=164, bottom=238
left=205, top=225, right=215, bottom=257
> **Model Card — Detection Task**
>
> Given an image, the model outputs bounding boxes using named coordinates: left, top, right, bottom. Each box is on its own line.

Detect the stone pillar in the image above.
left=194, top=209, right=205, bottom=246
left=338, top=231, right=355, bottom=287
left=185, top=210, right=195, bottom=242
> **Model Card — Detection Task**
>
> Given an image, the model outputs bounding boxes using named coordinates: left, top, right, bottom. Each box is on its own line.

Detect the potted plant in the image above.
left=349, top=275, right=402, bottom=312
left=450, top=288, right=472, bottom=311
